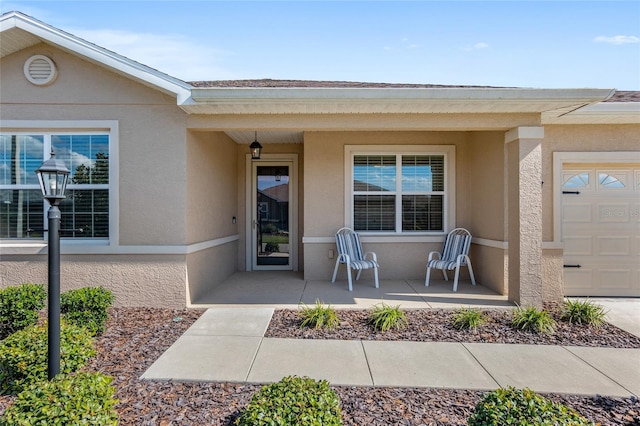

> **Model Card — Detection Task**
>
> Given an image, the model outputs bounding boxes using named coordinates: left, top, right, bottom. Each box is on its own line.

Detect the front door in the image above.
left=251, top=161, right=294, bottom=270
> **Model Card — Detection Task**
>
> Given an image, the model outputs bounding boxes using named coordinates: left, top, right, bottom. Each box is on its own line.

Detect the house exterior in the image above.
left=1, top=11, right=638, bottom=308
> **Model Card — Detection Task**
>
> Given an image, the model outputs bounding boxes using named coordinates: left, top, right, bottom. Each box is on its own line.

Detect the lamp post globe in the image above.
left=35, top=151, right=70, bottom=380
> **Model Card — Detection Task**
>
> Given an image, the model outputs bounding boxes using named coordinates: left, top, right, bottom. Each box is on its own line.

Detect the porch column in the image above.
left=505, top=126, right=544, bottom=307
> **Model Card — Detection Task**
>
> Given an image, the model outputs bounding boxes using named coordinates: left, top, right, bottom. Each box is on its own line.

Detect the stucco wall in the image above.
left=0, top=255, right=187, bottom=307
left=186, top=242, right=238, bottom=303
left=0, top=44, right=189, bottom=246
left=186, top=131, right=238, bottom=244
left=303, top=131, right=477, bottom=281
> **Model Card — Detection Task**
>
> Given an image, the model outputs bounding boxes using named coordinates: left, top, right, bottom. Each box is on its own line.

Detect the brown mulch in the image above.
left=1, top=307, right=639, bottom=425
left=265, top=308, right=640, bottom=348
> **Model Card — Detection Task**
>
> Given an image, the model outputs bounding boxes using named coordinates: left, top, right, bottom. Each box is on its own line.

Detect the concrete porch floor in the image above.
left=190, top=271, right=512, bottom=309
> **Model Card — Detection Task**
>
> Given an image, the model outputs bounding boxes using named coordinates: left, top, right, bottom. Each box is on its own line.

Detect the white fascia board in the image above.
left=190, top=87, right=614, bottom=103
left=1, top=12, right=192, bottom=103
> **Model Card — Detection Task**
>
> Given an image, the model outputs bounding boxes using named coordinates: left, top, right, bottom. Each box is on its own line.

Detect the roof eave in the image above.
left=0, top=12, right=192, bottom=103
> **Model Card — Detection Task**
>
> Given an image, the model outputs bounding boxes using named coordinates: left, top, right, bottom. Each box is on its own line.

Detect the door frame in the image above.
left=245, top=153, right=298, bottom=271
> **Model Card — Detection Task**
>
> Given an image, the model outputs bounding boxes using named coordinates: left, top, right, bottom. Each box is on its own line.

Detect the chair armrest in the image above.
left=427, top=251, right=441, bottom=261
left=337, top=253, right=351, bottom=264
left=363, top=252, right=377, bottom=262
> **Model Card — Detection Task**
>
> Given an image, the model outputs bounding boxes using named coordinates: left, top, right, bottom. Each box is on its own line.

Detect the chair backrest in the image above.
left=441, top=228, right=472, bottom=263
left=335, top=227, right=365, bottom=261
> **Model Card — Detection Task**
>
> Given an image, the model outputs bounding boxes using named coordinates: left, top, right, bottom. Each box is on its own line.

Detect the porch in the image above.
left=189, top=271, right=512, bottom=309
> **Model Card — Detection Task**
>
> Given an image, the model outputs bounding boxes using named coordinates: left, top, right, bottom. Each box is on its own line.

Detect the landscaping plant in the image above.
left=0, top=283, right=46, bottom=340
left=561, top=298, right=607, bottom=327
left=61, top=286, right=114, bottom=335
left=468, top=386, right=592, bottom=425
left=452, top=307, right=486, bottom=331
left=235, top=375, right=342, bottom=425
left=511, top=305, right=556, bottom=334
left=368, top=302, right=408, bottom=332
left=0, top=322, right=95, bottom=394
left=0, top=372, right=119, bottom=425
left=299, top=299, right=339, bottom=330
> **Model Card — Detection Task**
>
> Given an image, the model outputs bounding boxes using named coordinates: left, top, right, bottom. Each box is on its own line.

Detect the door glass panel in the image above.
left=256, top=165, right=289, bottom=266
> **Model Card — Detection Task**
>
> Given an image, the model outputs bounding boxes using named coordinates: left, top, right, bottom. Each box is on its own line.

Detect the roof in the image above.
left=1, top=10, right=637, bottom=127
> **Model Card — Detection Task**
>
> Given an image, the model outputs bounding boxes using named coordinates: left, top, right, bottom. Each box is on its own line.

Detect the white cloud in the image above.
left=594, top=35, right=640, bottom=45
left=70, top=28, right=236, bottom=81
left=461, top=42, right=489, bottom=52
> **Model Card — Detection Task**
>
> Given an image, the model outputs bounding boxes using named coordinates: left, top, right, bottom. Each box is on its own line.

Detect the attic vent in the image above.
left=23, top=55, right=58, bottom=86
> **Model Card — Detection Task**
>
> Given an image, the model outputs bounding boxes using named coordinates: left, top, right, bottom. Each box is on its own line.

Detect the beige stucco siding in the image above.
left=1, top=255, right=187, bottom=307
left=186, top=131, right=238, bottom=244
left=1, top=43, right=190, bottom=246
left=303, top=130, right=480, bottom=281
left=1, top=44, right=189, bottom=306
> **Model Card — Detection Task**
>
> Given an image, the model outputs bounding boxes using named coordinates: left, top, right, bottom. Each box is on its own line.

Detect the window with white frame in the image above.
left=0, top=132, right=109, bottom=239
left=347, top=146, right=454, bottom=234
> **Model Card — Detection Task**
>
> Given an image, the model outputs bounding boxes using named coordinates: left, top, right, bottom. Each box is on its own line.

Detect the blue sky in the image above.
left=2, top=1, right=639, bottom=89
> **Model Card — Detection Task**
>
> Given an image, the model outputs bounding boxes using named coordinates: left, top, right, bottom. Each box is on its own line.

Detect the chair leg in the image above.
left=442, top=270, right=449, bottom=281
left=374, top=267, right=379, bottom=288
left=355, top=270, right=362, bottom=281
left=425, top=267, right=431, bottom=287
left=347, top=267, right=353, bottom=291
left=453, top=265, right=461, bottom=292
left=466, top=256, right=477, bottom=286
left=331, top=259, right=340, bottom=283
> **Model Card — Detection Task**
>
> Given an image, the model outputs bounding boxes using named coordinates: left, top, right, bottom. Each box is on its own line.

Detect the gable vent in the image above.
left=23, top=55, right=57, bottom=86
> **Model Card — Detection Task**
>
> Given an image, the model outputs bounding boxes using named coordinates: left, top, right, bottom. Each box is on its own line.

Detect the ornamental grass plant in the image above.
left=561, top=298, right=607, bottom=327
left=511, top=306, right=556, bottom=334
left=368, top=302, right=408, bottom=332
left=299, top=299, right=340, bottom=330
left=452, top=307, right=486, bottom=331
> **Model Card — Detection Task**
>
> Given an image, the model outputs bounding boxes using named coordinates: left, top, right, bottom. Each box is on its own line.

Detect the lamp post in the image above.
left=35, top=151, right=70, bottom=380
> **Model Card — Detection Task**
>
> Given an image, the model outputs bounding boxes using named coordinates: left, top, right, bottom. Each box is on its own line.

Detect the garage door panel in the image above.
left=599, top=203, right=633, bottom=223
left=563, top=236, right=592, bottom=256
left=563, top=203, right=592, bottom=223
left=564, top=268, right=594, bottom=295
left=598, top=269, right=632, bottom=290
left=597, top=236, right=631, bottom=256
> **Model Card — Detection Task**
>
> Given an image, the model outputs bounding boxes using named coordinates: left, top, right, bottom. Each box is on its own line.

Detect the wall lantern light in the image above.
left=250, top=131, right=262, bottom=160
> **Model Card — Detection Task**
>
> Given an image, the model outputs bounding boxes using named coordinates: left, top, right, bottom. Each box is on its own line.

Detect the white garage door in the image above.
left=561, top=165, right=640, bottom=297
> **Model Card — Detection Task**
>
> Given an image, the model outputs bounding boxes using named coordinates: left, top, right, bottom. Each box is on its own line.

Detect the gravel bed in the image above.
left=1, top=307, right=639, bottom=425
left=265, top=308, right=640, bottom=348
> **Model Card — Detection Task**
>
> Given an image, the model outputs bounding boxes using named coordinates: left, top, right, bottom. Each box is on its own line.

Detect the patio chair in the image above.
left=331, top=227, right=379, bottom=291
left=425, top=227, right=476, bottom=292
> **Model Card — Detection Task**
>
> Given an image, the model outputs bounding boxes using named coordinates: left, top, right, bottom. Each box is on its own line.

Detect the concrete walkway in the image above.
left=142, top=305, right=640, bottom=397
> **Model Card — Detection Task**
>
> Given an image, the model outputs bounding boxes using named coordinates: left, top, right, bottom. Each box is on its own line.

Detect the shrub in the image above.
left=452, top=307, right=486, bottom=331
left=0, top=322, right=95, bottom=394
left=299, top=300, right=339, bottom=330
left=0, top=372, right=118, bottom=425
left=561, top=299, right=607, bottom=327
left=0, top=283, right=46, bottom=340
left=368, top=302, right=408, bottom=332
left=511, top=305, right=556, bottom=334
left=61, top=286, right=114, bottom=335
left=468, top=386, right=592, bottom=425
left=235, top=376, right=342, bottom=426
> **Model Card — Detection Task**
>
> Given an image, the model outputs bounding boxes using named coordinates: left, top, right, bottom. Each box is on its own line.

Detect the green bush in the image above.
left=452, top=307, right=486, bottom=331
left=0, top=372, right=118, bottom=425
left=235, top=376, right=342, bottom=426
left=299, top=300, right=340, bottom=330
left=561, top=299, right=607, bottom=327
left=468, top=386, right=592, bottom=425
left=0, top=322, right=95, bottom=394
left=0, top=283, right=46, bottom=340
left=61, top=286, right=114, bottom=335
left=512, top=306, right=556, bottom=334
left=368, top=302, right=408, bottom=332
